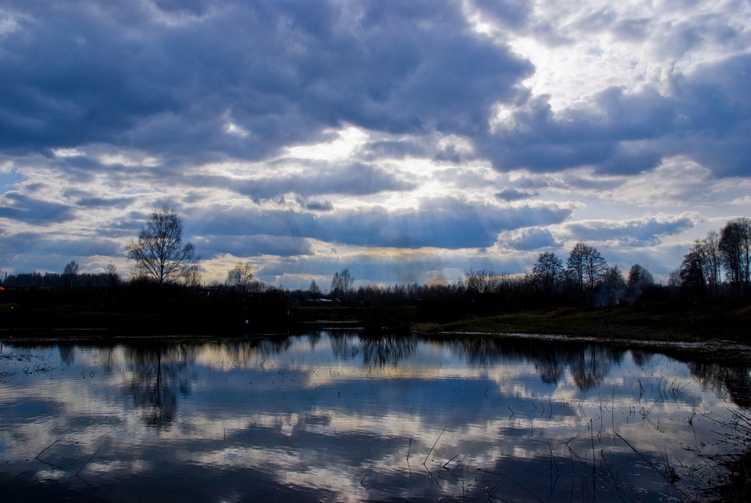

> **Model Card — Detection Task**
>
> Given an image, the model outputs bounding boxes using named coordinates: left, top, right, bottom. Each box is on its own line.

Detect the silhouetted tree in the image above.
left=680, top=247, right=706, bottom=295
left=464, top=268, right=508, bottom=294
left=308, top=280, right=321, bottom=296
left=331, top=269, right=354, bottom=296
left=602, top=266, right=626, bottom=304
left=106, top=263, right=120, bottom=288
left=126, top=206, right=198, bottom=285
left=227, top=262, right=254, bottom=292
left=719, top=218, right=751, bottom=294
left=627, top=264, right=654, bottom=288
left=63, top=260, right=79, bottom=276
left=532, top=251, right=563, bottom=293
left=62, top=260, right=79, bottom=288
left=699, top=231, right=722, bottom=296
left=625, top=264, right=654, bottom=303
left=567, top=242, right=607, bottom=290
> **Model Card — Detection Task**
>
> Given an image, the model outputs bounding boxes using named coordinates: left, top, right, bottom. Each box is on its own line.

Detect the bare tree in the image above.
left=627, top=264, right=654, bottom=288
left=331, top=269, right=354, bottom=296
left=63, top=260, right=79, bottom=276
left=680, top=246, right=706, bottom=295
left=625, top=264, right=654, bottom=303
left=532, top=251, right=563, bottom=293
left=106, top=263, right=120, bottom=288
left=309, top=280, right=322, bottom=296
left=227, top=262, right=254, bottom=292
left=567, top=242, right=607, bottom=290
left=126, top=206, right=198, bottom=285
left=698, top=231, right=722, bottom=296
left=719, top=218, right=751, bottom=294
left=602, top=265, right=626, bottom=304
left=62, top=260, right=79, bottom=288
left=464, top=268, right=510, bottom=294
left=183, top=264, right=202, bottom=288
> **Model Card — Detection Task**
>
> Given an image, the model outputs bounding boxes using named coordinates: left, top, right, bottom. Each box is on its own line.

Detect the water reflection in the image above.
left=1, top=332, right=749, bottom=502
left=445, top=337, right=625, bottom=391
left=689, top=361, right=751, bottom=407
left=124, top=345, right=195, bottom=429
left=330, top=333, right=417, bottom=367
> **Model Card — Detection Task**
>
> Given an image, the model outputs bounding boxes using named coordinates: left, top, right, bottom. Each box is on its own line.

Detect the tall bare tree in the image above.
left=227, top=262, right=254, bottom=292
left=532, top=251, right=563, bottom=293
left=719, top=218, right=751, bottom=294
left=698, top=231, right=722, bottom=296
left=126, top=206, right=197, bottom=285
left=567, top=242, right=607, bottom=290
left=331, top=269, right=354, bottom=295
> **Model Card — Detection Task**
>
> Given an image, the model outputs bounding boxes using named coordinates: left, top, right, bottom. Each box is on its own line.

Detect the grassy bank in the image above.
left=413, top=298, right=751, bottom=344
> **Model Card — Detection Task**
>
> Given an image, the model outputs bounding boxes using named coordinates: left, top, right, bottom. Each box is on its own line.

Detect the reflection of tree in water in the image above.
left=688, top=362, right=751, bottom=408
left=630, top=349, right=654, bottom=367
left=58, top=345, right=75, bottom=366
left=535, top=355, right=566, bottom=384
left=570, top=346, right=622, bottom=391
left=329, top=333, right=417, bottom=367
left=124, top=344, right=195, bottom=429
left=212, top=338, right=293, bottom=364
left=439, top=337, right=626, bottom=391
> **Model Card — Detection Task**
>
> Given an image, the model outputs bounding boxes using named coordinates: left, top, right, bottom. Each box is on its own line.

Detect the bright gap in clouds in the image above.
left=474, top=0, right=751, bottom=111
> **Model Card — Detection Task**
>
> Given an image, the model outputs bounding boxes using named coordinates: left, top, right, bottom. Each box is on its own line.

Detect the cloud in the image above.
left=0, top=0, right=532, bottom=163
left=564, top=214, right=698, bottom=246
left=304, top=200, right=334, bottom=212
left=0, top=192, right=75, bottom=225
left=471, top=0, right=533, bottom=30
left=499, top=227, right=563, bottom=250
left=194, top=234, right=315, bottom=258
left=0, top=231, right=122, bottom=269
left=495, top=188, right=536, bottom=201
left=482, top=54, right=751, bottom=178
left=193, top=197, right=573, bottom=250
left=231, top=163, right=417, bottom=202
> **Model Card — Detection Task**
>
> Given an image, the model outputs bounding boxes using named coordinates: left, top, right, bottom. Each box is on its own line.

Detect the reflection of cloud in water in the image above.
left=1, top=334, right=750, bottom=501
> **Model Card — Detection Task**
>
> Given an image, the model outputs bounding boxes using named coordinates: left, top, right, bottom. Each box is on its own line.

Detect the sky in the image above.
left=1, top=0, right=750, bottom=290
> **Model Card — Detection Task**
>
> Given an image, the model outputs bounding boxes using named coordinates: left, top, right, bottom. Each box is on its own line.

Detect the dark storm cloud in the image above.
left=0, top=0, right=532, bottom=163
left=565, top=215, right=696, bottom=246
left=0, top=193, right=75, bottom=225
left=483, top=54, right=751, bottom=178
left=192, top=198, right=572, bottom=250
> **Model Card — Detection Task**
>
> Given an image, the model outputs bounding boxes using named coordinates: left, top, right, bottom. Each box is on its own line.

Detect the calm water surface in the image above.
left=1, top=331, right=750, bottom=502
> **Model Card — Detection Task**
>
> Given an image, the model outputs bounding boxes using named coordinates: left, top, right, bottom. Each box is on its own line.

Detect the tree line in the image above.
left=2, top=207, right=749, bottom=307
left=674, top=218, right=751, bottom=297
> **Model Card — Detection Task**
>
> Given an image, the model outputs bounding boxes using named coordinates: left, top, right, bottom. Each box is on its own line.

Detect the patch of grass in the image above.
left=414, top=299, right=751, bottom=344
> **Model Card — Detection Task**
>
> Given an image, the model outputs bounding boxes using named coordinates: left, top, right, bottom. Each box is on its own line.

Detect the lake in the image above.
left=1, top=331, right=750, bottom=502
